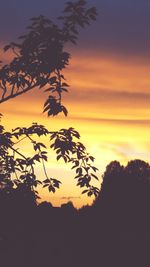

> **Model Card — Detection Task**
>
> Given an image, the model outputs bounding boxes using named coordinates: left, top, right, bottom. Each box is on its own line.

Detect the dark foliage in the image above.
left=0, top=1, right=99, bottom=200
left=0, top=1, right=149, bottom=266
left=0, top=120, right=99, bottom=200
left=0, top=0, right=97, bottom=116
left=0, top=159, right=150, bottom=267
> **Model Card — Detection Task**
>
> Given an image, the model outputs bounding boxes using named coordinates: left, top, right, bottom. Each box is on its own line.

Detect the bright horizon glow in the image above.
left=1, top=51, right=150, bottom=208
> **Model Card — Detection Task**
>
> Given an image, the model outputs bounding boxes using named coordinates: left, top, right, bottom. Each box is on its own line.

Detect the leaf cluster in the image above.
left=0, top=1, right=99, bottom=201
left=0, top=0, right=97, bottom=117
left=0, top=122, right=99, bottom=200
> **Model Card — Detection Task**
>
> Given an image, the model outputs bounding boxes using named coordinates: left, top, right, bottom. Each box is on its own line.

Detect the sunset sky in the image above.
left=0, top=0, right=150, bottom=208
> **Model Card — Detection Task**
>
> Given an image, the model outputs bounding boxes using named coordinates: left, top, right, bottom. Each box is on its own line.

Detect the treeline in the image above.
left=0, top=159, right=150, bottom=267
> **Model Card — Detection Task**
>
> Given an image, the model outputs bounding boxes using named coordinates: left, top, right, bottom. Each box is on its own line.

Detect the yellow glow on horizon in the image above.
left=1, top=52, right=150, bottom=208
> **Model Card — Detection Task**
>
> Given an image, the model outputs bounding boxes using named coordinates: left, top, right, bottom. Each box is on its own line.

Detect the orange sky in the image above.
left=1, top=50, right=150, bottom=208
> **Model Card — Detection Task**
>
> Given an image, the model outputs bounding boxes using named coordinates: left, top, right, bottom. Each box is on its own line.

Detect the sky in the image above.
left=0, top=0, right=150, bottom=208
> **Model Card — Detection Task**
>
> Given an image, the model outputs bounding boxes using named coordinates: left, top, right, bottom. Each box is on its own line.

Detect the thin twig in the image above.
left=0, top=83, right=37, bottom=104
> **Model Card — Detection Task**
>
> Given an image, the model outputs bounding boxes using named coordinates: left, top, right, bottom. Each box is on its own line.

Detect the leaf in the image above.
left=61, top=88, right=68, bottom=92
left=91, top=173, right=99, bottom=180
left=62, top=82, right=69, bottom=87
left=61, top=106, right=68, bottom=116
left=42, top=155, right=48, bottom=161
left=44, top=87, right=55, bottom=92
left=38, top=142, right=46, bottom=148
left=76, top=167, right=82, bottom=175
left=43, top=179, right=50, bottom=183
left=82, top=190, right=88, bottom=194
left=89, top=156, right=95, bottom=162
left=91, top=166, right=99, bottom=172
left=43, top=105, right=50, bottom=113
left=57, top=155, right=62, bottom=161
left=43, top=184, right=49, bottom=188
left=87, top=191, right=93, bottom=197
left=48, top=185, right=55, bottom=193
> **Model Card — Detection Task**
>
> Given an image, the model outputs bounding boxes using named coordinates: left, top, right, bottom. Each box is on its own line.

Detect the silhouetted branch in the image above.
left=0, top=83, right=37, bottom=104
left=0, top=0, right=97, bottom=116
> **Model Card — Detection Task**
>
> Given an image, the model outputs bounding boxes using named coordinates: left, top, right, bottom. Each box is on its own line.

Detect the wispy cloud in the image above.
left=68, top=116, right=150, bottom=125
left=66, top=87, right=150, bottom=104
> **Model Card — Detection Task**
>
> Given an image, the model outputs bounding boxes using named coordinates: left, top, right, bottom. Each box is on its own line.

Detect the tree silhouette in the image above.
left=73, top=160, right=150, bottom=267
left=95, top=159, right=150, bottom=203
left=0, top=1, right=99, bottom=201
left=94, top=159, right=150, bottom=230
left=0, top=0, right=97, bottom=116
